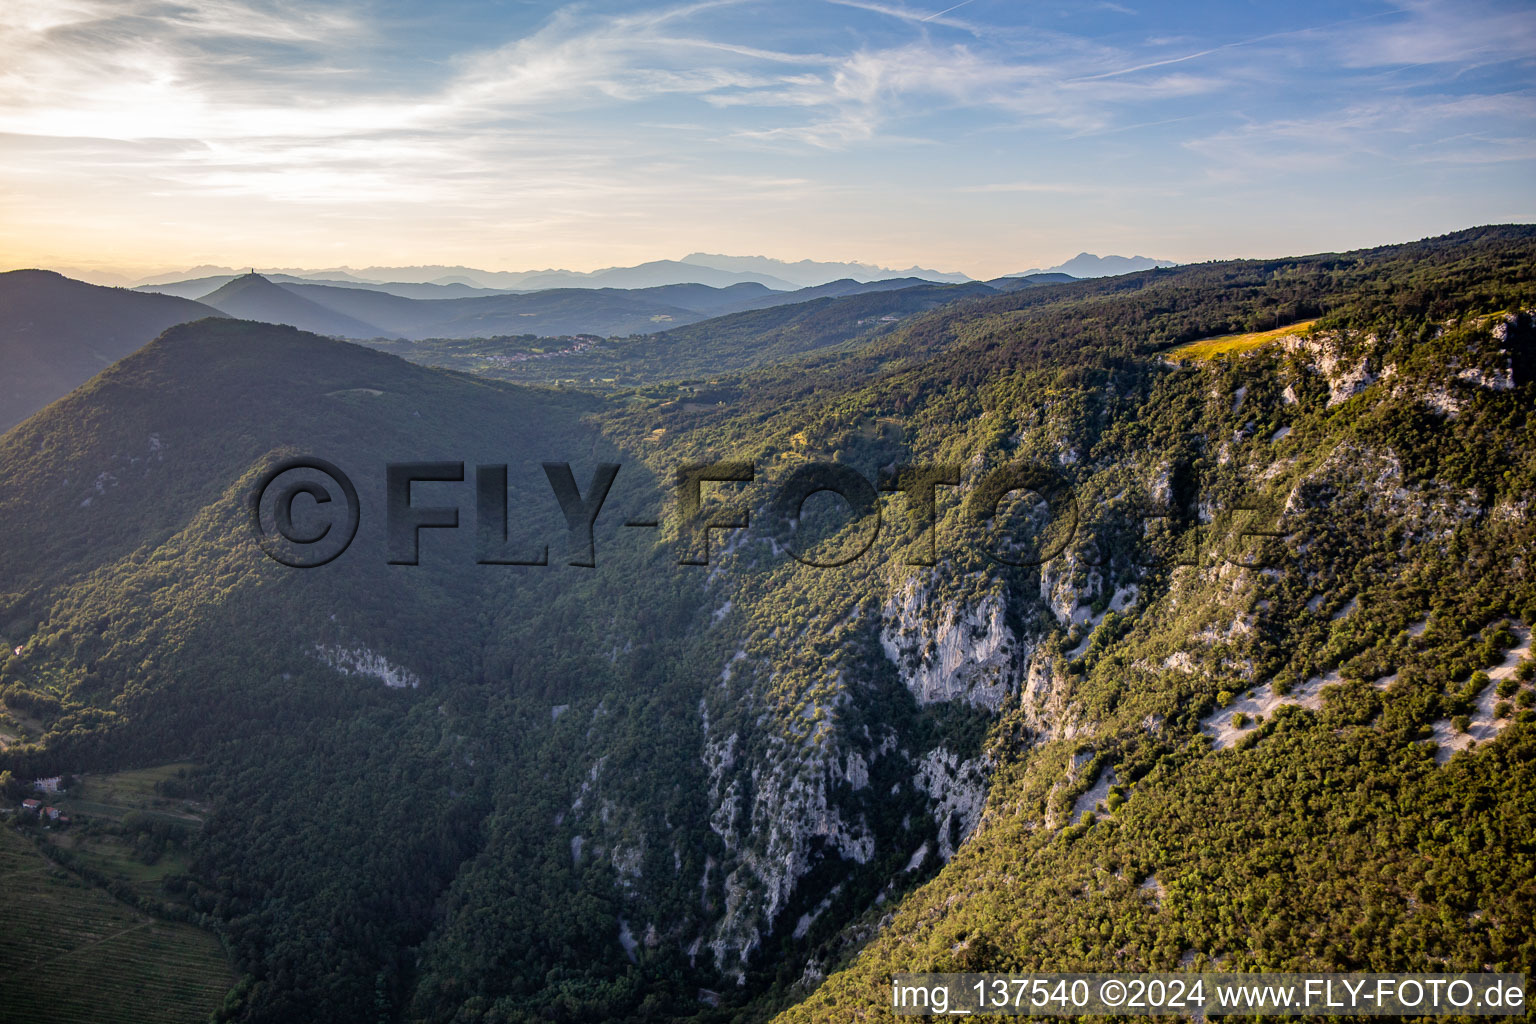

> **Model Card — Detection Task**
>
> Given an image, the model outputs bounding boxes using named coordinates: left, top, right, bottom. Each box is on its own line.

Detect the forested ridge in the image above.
left=0, top=227, right=1533, bottom=1023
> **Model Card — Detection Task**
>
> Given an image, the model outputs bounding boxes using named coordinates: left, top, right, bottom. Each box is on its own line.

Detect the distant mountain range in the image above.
left=44, top=252, right=1172, bottom=292
left=456, top=260, right=805, bottom=291
left=366, top=278, right=1006, bottom=387
left=1010, top=252, right=1177, bottom=278
left=151, top=272, right=1021, bottom=340
left=0, top=266, right=1082, bottom=427
left=124, top=255, right=971, bottom=292
left=0, top=262, right=1086, bottom=428
left=137, top=273, right=508, bottom=301
left=677, top=253, right=973, bottom=287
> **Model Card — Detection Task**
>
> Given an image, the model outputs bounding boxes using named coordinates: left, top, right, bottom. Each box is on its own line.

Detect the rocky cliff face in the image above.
left=675, top=308, right=1533, bottom=984
left=880, top=582, right=1018, bottom=710
left=437, top=299, right=1534, bottom=1007
left=682, top=468, right=1133, bottom=969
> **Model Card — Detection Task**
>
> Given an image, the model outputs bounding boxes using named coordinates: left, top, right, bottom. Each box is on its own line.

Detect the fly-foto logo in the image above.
left=250, top=456, right=1285, bottom=570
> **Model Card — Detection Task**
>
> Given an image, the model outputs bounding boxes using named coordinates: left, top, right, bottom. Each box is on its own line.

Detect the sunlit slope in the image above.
left=0, top=226, right=1532, bottom=1024
left=764, top=235, right=1536, bottom=1022
left=1166, top=319, right=1320, bottom=361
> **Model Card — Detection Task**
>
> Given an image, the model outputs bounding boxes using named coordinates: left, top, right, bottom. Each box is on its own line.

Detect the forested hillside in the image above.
left=0, top=270, right=224, bottom=430
left=170, top=271, right=985, bottom=344
left=1, top=227, right=1533, bottom=1023
left=363, top=279, right=998, bottom=389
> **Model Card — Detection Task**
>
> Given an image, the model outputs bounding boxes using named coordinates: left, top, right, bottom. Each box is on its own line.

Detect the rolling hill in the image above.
left=138, top=273, right=1004, bottom=342
left=370, top=285, right=709, bottom=338
left=985, top=271, right=1079, bottom=291
left=356, top=279, right=1001, bottom=386
left=506, top=258, right=799, bottom=291
left=1, top=227, right=1534, bottom=1024
left=0, top=270, right=225, bottom=430
left=0, top=317, right=629, bottom=1022
left=138, top=274, right=511, bottom=301
left=128, top=253, right=976, bottom=294
left=332, top=253, right=972, bottom=290
left=165, top=275, right=724, bottom=339
left=196, top=273, right=386, bottom=337
left=710, top=275, right=956, bottom=313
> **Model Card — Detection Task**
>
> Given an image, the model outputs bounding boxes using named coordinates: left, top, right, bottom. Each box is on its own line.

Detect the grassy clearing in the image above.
left=51, top=762, right=204, bottom=825
left=0, top=827, right=231, bottom=1024
left=72, top=763, right=201, bottom=813
left=1166, top=318, right=1319, bottom=361
left=0, top=701, right=43, bottom=744
left=35, top=763, right=205, bottom=899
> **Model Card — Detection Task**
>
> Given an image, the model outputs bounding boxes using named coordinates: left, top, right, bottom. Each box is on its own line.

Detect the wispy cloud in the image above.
left=957, top=180, right=1100, bottom=193
left=1334, top=0, right=1536, bottom=68
left=822, top=0, right=986, bottom=34
left=0, top=0, right=1530, bottom=275
left=921, top=0, right=979, bottom=23
left=1183, top=91, right=1536, bottom=180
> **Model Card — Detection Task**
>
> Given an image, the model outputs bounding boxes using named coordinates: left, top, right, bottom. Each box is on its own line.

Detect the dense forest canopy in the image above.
left=1, top=226, right=1534, bottom=1023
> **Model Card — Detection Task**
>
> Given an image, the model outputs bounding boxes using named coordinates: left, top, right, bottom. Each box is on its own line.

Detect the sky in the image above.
left=1, top=0, right=1533, bottom=281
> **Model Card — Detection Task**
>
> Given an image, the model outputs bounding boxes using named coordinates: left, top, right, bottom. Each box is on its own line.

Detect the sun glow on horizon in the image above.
left=2, top=0, right=1533, bottom=282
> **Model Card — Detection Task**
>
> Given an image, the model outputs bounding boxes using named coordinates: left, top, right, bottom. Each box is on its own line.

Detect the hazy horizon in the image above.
left=4, top=0, right=1532, bottom=280
left=17, top=249, right=1179, bottom=288
left=2, top=4, right=1535, bottom=1018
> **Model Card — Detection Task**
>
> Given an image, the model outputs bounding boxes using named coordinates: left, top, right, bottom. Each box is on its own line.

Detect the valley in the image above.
left=0, top=226, right=1533, bottom=1023
left=0, top=802, right=232, bottom=1024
